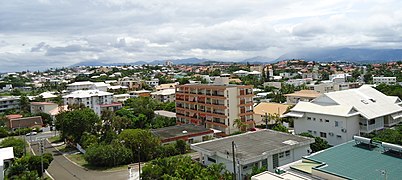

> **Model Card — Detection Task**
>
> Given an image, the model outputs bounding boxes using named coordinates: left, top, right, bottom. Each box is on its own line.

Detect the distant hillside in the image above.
left=240, top=56, right=275, bottom=64
left=276, top=48, right=402, bottom=63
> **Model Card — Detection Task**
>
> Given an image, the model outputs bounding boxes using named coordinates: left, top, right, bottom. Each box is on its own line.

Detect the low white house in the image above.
left=191, top=129, right=314, bottom=179
left=285, top=85, right=402, bottom=146
left=1, top=147, right=14, bottom=180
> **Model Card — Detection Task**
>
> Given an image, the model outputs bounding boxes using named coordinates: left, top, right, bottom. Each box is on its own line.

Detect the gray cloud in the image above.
left=1, top=0, right=402, bottom=72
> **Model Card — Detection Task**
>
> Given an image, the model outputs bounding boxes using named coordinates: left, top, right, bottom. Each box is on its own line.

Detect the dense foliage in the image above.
left=0, top=137, right=27, bottom=158
left=84, top=141, right=133, bottom=167
left=141, top=155, right=232, bottom=180
left=7, top=153, right=53, bottom=178
left=372, top=126, right=402, bottom=145
left=299, top=132, right=331, bottom=153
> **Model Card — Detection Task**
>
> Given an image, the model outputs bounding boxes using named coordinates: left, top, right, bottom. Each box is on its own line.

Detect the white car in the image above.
left=25, top=132, right=38, bottom=136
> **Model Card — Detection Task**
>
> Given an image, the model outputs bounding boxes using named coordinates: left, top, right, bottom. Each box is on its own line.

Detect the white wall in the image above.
left=294, top=112, right=360, bottom=146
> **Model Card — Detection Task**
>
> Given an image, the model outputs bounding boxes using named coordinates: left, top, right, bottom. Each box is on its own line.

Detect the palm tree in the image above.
left=233, top=118, right=247, bottom=132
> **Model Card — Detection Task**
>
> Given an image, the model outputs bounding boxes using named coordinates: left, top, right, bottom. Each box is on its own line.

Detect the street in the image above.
left=27, top=132, right=131, bottom=180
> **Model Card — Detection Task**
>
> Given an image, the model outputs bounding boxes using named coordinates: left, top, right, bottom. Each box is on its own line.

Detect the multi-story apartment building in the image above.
left=30, top=102, right=58, bottom=115
left=0, top=96, right=20, bottom=113
left=151, top=88, right=175, bottom=103
left=175, top=84, right=254, bottom=134
left=63, top=90, right=121, bottom=115
left=66, top=81, right=109, bottom=92
left=373, top=76, right=396, bottom=85
left=285, top=85, right=402, bottom=146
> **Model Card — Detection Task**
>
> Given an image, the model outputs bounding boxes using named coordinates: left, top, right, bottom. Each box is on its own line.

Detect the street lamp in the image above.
left=232, top=141, right=237, bottom=180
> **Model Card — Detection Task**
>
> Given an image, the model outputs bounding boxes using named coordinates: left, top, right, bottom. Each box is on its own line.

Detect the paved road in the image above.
left=29, top=138, right=130, bottom=180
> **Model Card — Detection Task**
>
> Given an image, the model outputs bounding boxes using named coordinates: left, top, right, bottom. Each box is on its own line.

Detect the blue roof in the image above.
left=306, top=141, right=402, bottom=180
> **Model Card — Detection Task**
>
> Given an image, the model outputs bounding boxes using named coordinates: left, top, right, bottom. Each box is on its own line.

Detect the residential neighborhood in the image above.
left=1, top=60, right=402, bottom=180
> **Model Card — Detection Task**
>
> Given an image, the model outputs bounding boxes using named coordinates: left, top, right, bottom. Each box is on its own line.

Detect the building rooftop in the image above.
left=151, top=124, right=213, bottom=143
left=151, top=88, right=175, bottom=96
left=0, top=147, right=14, bottom=167
left=63, top=90, right=112, bottom=98
left=192, top=129, right=314, bottom=163
left=284, top=90, right=321, bottom=98
left=298, top=140, right=402, bottom=180
left=254, top=102, right=291, bottom=116
left=154, top=110, right=176, bottom=118
left=67, top=81, right=93, bottom=86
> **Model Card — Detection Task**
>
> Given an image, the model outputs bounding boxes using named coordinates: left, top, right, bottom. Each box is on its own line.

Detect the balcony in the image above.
left=359, top=119, right=384, bottom=133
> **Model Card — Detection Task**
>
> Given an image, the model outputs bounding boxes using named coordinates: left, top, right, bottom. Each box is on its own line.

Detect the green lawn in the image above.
left=48, top=135, right=63, bottom=143
left=66, top=153, right=129, bottom=172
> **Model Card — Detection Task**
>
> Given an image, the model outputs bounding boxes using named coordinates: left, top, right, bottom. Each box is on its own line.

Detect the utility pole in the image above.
left=39, top=139, right=44, bottom=179
left=232, top=141, right=236, bottom=180
left=138, top=145, right=141, bottom=180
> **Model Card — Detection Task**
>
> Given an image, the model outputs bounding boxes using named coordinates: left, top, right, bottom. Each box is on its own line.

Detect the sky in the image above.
left=1, top=0, right=402, bottom=72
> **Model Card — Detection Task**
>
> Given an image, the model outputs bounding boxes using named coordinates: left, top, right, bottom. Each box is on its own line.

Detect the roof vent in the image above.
left=369, top=98, right=376, bottom=103
left=361, top=100, right=368, bottom=104
left=182, top=130, right=188, bottom=134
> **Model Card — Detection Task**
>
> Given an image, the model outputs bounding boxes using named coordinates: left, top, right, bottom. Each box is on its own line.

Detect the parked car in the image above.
left=25, top=132, right=38, bottom=136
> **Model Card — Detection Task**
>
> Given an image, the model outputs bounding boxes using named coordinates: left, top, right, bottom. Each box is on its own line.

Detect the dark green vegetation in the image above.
left=299, top=132, right=331, bottom=153
left=141, top=155, right=233, bottom=180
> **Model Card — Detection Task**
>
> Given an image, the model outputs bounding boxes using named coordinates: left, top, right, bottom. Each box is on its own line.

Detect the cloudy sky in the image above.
left=1, top=0, right=402, bottom=72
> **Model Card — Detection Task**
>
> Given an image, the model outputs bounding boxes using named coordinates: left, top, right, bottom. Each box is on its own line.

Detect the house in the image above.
left=284, top=85, right=402, bottom=146
left=6, top=116, right=43, bottom=130
left=151, top=88, right=175, bottom=103
left=155, top=82, right=179, bottom=91
left=284, top=90, right=320, bottom=104
left=191, top=129, right=314, bottom=179
left=0, top=96, right=20, bottom=113
left=63, top=90, right=120, bottom=116
left=176, top=84, right=254, bottom=135
left=129, top=90, right=151, bottom=97
left=113, top=94, right=131, bottom=103
left=274, top=137, right=402, bottom=180
left=373, top=76, right=397, bottom=85
left=151, top=124, right=214, bottom=144
left=30, top=102, right=58, bottom=115
left=253, top=103, right=291, bottom=126
left=0, top=147, right=14, bottom=180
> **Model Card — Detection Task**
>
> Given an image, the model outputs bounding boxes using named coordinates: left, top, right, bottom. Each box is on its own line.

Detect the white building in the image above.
left=0, top=147, right=14, bottom=180
left=284, top=85, right=402, bottom=146
left=0, top=96, right=20, bottom=113
left=113, top=94, right=131, bottom=103
left=151, top=88, right=175, bottom=103
left=66, top=81, right=109, bottom=92
left=191, top=130, right=314, bottom=179
left=373, top=76, right=396, bottom=85
left=145, top=79, right=159, bottom=87
left=63, top=90, right=120, bottom=115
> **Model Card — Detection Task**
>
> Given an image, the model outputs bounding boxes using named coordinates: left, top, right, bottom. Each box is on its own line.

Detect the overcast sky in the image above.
left=1, top=0, right=402, bottom=72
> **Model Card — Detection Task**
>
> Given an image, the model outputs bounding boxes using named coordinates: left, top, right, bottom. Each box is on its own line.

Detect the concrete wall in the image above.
left=294, top=112, right=360, bottom=146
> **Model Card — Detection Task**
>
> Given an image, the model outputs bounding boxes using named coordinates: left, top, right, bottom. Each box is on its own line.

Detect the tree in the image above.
left=299, top=132, right=330, bottom=152
left=84, top=141, right=132, bottom=167
left=19, top=95, right=30, bottom=113
left=175, top=140, right=187, bottom=154
left=7, top=153, right=53, bottom=178
left=56, top=108, right=101, bottom=143
left=35, top=112, right=52, bottom=125
left=233, top=119, right=247, bottom=132
left=272, top=124, right=288, bottom=133
left=118, top=129, right=160, bottom=162
left=141, top=155, right=232, bottom=180
left=0, top=137, right=26, bottom=158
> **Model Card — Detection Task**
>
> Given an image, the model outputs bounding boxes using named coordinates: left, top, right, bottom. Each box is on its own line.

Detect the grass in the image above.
left=55, top=144, right=76, bottom=153
left=48, top=135, right=63, bottom=143
left=66, top=153, right=129, bottom=172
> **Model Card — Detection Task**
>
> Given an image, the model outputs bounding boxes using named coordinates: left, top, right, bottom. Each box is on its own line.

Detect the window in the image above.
left=325, top=119, right=329, bottom=123
left=307, top=117, right=311, bottom=120
left=279, top=152, right=284, bottom=158
left=320, top=132, right=327, bottom=138
left=320, top=119, right=323, bottom=122
left=337, top=135, right=342, bottom=138
left=285, top=151, right=290, bottom=157
left=368, top=119, right=375, bottom=125
left=308, top=130, right=312, bottom=133
left=207, top=157, right=216, bottom=163
left=313, top=118, right=316, bottom=121
left=335, top=121, right=339, bottom=127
